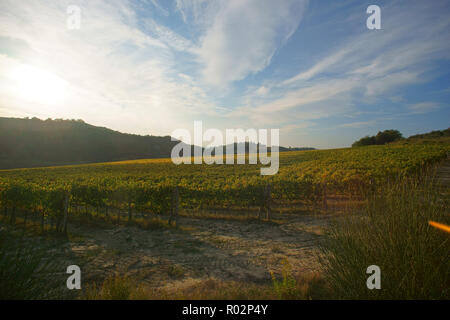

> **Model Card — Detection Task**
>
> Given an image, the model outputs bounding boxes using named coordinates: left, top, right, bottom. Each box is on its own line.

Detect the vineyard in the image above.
left=0, top=142, right=448, bottom=233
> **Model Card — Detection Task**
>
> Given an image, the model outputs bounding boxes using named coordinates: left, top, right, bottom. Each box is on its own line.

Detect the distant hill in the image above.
left=406, top=127, right=450, bottom=140
left=352, top=127, right=450, bottom=148
left=0, top=117, right=188, bottom=169
left=0, top=117, right=314, bottom=169
left=204, top=142, right=315, bottom=155
left=391, top=127, right=450, bottom=146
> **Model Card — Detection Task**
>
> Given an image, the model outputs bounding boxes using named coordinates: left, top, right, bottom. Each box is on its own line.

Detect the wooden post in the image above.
left=62, top=192, right=69, bottom=234
left=258, top=186, right=264, bottom=220
left=174, top=187, right=180, bottom=227
left=56, top=212, right=61, bottom=232
left=41, top=211, right=45, bottom=232
left=175, top=187, right=179, bottom=227
left=169, top=187, right=179, bottom=227
left=259, top=184, right=271, bottom=220
left=127, top=200, right=133, bottom=223
left=169, top=190, right=173, bottom=226
left=9, top=206, right=16, bottom=225
left=23, top=209, right=29, bottom=226
left=323, top=183, right=328, bottom=211
left=266, top=184, right=272, bottom=221
left=370, top=178, right=375, bottom=195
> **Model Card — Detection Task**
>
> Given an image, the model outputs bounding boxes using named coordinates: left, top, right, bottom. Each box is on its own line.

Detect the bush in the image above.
left=82, top=270, right=328, bottom=300
left=353, top=129, right=403, bottom=147
left=352, top=135, right=376, bottom=147
left=83, top=274, right=146, bottom=300
left=0, top=228, right=65, bottom=299
left=320, top=175, right=449, bottom=299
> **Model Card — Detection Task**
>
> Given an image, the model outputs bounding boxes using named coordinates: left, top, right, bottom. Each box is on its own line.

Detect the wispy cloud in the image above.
left=0, top=0, right=448, bottom=148
left=338, top=120, right=376, bottom=129
left=407, top=102, right=441, bottom=114
left=235, top=0, right=450, bottom=132
left=0, top=0, right=217, bottom=135
left=148, top=0, right=170, bottom=17
left=192, top=0, right=308, bottom=87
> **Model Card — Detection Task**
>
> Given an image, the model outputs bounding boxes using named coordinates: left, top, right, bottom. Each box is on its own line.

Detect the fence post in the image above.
left=9, top=206, right=16, bottom=225
left=23, top=209, right=29, bottom=226
left=63, top=192, right=69, bottom=234
left=266, top=184, right=272, bottom=220
left=127, top=201, right=132, bottom=223
left=169, top=187, right=179, bottom=227
left=40, top=211, right=45, bottom=232
left=323, top=183, right=328, bottom=211
left=259, top=185, right=266, bottom=220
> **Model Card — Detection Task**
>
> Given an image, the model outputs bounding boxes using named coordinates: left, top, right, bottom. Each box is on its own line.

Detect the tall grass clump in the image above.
left=83, top=274, right=147, bottom=300
left=82, top=269, right=328, bottom=300
left=321, top=174, right=449, bottom=299
left=0, top=227, right=66, bottom=299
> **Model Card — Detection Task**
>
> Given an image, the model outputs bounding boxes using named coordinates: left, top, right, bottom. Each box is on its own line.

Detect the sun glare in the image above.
left=10, top=64, right=67, bottom=105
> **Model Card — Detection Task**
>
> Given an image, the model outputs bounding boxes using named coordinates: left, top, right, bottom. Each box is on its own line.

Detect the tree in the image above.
left=352, top=136, right=376, bottom=147
left=375, top=130, right=403, bottom=144
left=352, top=130, right=403, bottom=147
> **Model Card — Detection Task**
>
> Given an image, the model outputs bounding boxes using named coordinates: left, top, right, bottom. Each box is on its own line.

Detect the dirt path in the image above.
left=64, top=210, right=338, bottom=291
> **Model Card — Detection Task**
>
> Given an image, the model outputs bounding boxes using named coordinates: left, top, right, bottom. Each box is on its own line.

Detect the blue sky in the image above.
left=0, top=0, right=449, bottom=148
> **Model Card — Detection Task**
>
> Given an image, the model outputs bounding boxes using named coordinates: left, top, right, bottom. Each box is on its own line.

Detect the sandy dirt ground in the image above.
left=59, top=209, right=341, bottom=292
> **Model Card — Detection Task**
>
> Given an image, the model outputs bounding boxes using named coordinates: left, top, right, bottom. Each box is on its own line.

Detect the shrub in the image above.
left=83, top=274, right=146, bottom=300
left=352, top=129, right=403, bottom=147
left=0, top=228, right=65, bottom=299
left=320, top=175, right=449, bottom=299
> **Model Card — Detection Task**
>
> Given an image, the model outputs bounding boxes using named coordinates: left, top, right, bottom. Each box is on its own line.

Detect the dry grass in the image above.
left=320, top=174, right=450, bottom=299
left=82, top=269, right=329, bottom=300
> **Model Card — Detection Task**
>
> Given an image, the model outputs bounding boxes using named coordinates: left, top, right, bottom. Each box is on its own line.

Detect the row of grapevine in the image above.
left=0, top=177, right=326, bottom=232
left=0, top=143, right=448, bottom=231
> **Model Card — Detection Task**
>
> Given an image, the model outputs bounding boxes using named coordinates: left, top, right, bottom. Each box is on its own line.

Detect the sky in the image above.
left=0, top=0, right=449, bottom=149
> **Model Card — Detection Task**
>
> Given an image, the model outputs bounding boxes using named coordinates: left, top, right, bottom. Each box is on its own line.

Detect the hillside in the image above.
left=0, top=117, right=186, bottom=169
left=0, top=117, right=314, bottom=169
left=205, top=142, right=315, bottom=155
left=388, top=127, right=450, bottom=146
left=406, top=127, right=450, bottom=141
left=352, top=128, right=450, bottom=147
